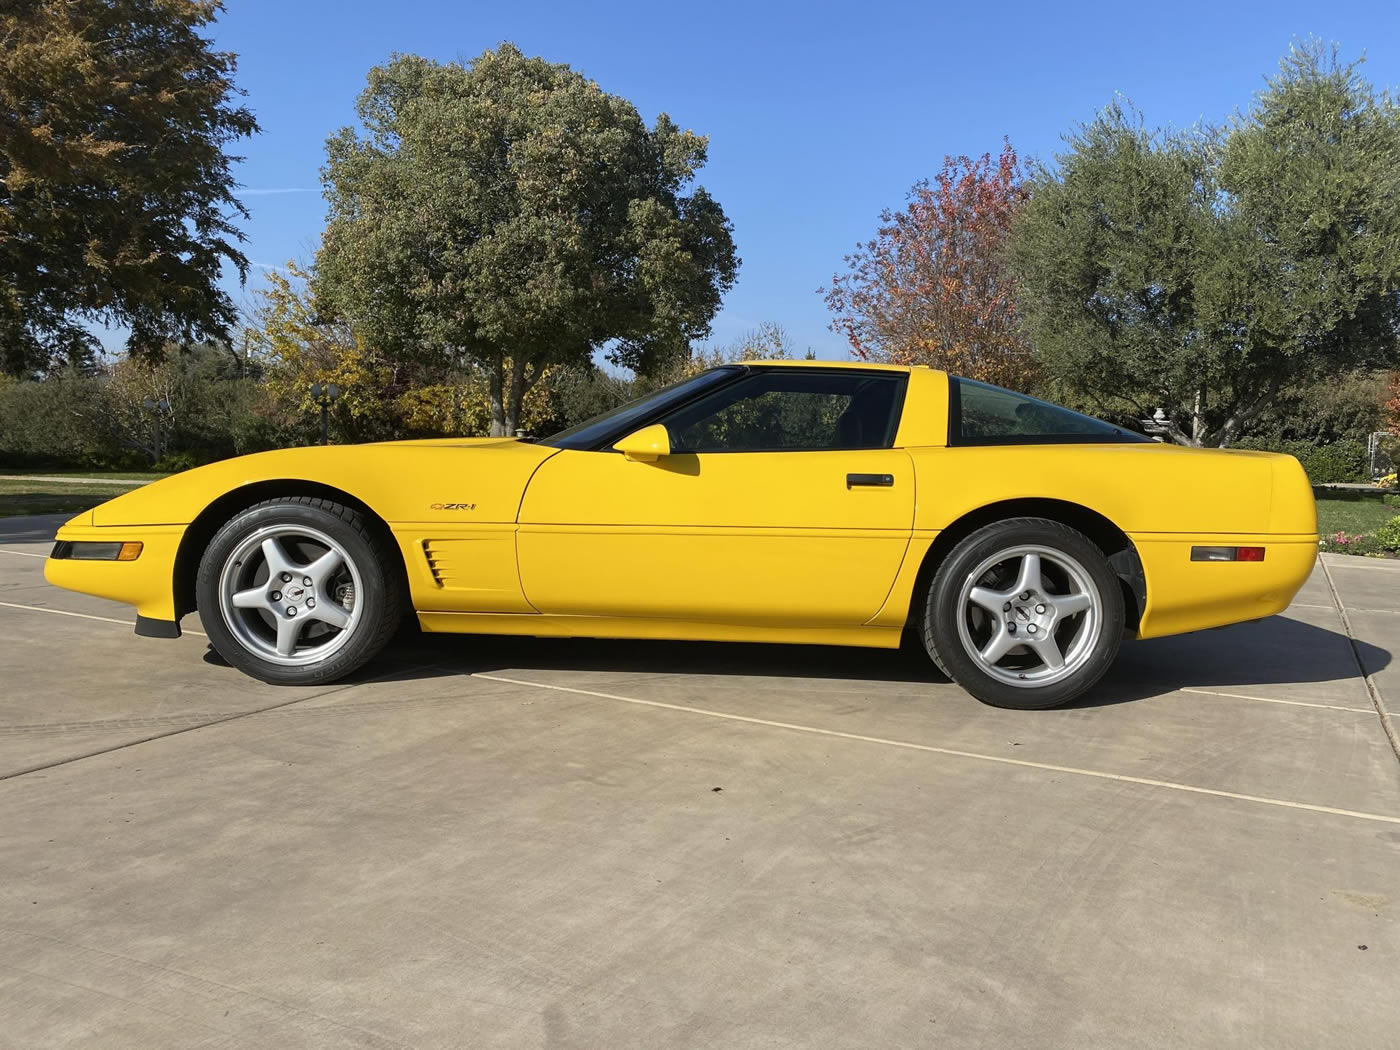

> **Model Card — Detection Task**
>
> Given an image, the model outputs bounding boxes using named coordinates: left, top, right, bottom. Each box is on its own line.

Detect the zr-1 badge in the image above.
left=430, top=503, right=476, bottom=511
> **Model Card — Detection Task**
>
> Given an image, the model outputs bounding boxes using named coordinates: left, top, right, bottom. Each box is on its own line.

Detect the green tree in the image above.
left=1010, top=44, right=1400, bottom=446
left=0, top=0, right=258, bottom=376
left=316, top=45, right=739, bottom=436
left=1250, top=370, right=1389, bottom=445
left=685, top=322, right=808, bottom=372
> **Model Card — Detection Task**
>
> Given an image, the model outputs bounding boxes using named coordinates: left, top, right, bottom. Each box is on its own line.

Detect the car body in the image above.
left=45, top=361, right=1319, bottom=707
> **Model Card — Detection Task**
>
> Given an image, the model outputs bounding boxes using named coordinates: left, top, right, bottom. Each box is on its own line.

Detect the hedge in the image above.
left=1230, top=437, right=1369, bottom=484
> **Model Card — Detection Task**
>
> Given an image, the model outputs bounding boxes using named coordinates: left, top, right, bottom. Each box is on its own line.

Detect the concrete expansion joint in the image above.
left=1319, top=557, right=1400, bottom=774
left=0, top=683, right=362, bottom=782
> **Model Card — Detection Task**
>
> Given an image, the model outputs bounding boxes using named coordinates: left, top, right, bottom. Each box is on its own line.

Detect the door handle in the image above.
left=847, top=473, right=894, bottom=488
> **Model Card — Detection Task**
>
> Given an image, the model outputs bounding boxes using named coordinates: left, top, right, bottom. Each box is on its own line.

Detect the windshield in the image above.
left=540, top=366, right=745, bottom=450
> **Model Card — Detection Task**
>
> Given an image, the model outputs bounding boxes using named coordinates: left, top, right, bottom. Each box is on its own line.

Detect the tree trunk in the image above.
left=487, top=354, right=506, bottom=437
left=1190, top=385, right=1207, bottom=447
left=1210, top=375, right=1281, bottom=449
left=488, top=354, right=546, bottom=437
left=505, top=360, right=526, bottom=436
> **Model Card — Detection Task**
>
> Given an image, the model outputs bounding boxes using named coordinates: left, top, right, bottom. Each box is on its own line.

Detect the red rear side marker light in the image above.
left=1190, top=546, right=1266, bottom=562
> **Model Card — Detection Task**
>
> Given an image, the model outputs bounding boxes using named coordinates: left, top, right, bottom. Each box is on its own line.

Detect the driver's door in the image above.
left=516, top=368, right=915, bottom=626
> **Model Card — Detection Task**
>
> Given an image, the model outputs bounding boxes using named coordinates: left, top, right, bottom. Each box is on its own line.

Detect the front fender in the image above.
left=86, top=440, right=559, bottom=527
left=50, top=439, right=561, bottom=631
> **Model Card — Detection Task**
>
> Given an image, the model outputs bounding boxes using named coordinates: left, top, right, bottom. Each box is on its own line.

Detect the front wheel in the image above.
left=196, top=497, right=404, bottom=685
left=922, top=518, right=1124, bottom=709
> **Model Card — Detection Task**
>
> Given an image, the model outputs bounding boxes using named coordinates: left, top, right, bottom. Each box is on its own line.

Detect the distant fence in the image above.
left=1369, top=432, right=1394, bottom=479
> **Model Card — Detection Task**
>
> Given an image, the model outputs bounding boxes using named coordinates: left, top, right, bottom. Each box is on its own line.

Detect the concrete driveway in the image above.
left=2, top=512, right=1398, bottom=1049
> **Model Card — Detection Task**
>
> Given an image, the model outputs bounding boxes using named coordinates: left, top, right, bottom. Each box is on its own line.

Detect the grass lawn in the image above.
left=1315, top=495, right=1395, bottom=536
left=0, top=468, right=168, bottom=481
left=0, top=478, right=157, bottom=517
left=1314, top=493, right=1399, bottom=557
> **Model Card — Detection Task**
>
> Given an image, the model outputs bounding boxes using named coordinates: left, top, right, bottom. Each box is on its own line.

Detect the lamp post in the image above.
left=142, top=397, right=171, bottom=462
left=310, top=382, right=341, bottom=446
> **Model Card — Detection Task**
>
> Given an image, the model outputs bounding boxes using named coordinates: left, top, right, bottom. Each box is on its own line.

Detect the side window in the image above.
left=953, top=378, right=1143, bottom=444
left=656, top=371, right=903, bottom=453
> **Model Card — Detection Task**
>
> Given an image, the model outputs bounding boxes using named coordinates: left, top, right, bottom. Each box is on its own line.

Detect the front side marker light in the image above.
left=53, top=541, right=144, bottom=561
left=1191, top=545, right=1265, bottom=562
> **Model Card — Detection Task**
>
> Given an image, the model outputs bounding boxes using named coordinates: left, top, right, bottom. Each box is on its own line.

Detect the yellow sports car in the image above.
left=44, top=361, right=1318, bottom=709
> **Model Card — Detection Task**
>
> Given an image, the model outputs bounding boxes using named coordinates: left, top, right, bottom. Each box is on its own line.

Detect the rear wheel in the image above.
left=922, top=518, right=1124, bottom=709
left=196, top=498, right=403, bottom=685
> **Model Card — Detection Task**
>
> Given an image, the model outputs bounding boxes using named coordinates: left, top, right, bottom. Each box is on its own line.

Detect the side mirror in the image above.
left=613, top=423, right=671, bottom=463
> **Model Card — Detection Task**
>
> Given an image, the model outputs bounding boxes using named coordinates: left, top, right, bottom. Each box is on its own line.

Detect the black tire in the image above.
left=195, top=497, right=404, bottom=685
left=921, top=517, right=1124, bottom=709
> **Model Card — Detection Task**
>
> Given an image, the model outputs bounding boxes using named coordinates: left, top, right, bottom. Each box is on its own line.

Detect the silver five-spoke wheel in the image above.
left=217, top=524, right=363, bottom=666
left=954, top=544, right=1102, bottom=689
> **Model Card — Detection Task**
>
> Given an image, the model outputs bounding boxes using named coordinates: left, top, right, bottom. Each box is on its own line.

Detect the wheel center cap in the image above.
left=287, top=585, right=306, bottom=600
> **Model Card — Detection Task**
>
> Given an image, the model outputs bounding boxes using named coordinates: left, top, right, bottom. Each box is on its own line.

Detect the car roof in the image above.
left=735, top=359, right=937, bottom=375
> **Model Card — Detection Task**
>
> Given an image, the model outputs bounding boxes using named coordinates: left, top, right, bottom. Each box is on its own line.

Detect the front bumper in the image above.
left=44, top=520, right=188, bottom=631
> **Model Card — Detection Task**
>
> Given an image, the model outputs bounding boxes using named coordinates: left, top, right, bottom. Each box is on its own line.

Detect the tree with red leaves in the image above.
left=822, top=140, right=1035, bottom=389
left=1386, top=373, right=1400, bottom=435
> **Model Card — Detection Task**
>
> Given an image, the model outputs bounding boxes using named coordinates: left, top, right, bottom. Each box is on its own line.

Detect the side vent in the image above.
left=422, top=540, right=452, bottom=587
left=413, top=532, right=525, bottom=611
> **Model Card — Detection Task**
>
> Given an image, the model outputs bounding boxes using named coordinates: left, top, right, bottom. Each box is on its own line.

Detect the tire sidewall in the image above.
left=924, top=519, right=1124, bottom=709
left=196, top=501, right=392, bottom=685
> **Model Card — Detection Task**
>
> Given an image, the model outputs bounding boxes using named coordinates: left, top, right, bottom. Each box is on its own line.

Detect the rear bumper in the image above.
left=44, top=521, right=186, bottom=626
left=1132, top=533, right=1319, bottom=639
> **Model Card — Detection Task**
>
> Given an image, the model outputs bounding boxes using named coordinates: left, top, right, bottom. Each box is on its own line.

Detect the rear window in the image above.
left=951, top=378, right=1147, bottom=445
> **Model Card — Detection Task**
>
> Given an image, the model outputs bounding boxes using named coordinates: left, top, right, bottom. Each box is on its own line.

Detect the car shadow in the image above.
left=1076, top=614, right=1390, bottom=707
left=306, top=612, right=1390, bottom=709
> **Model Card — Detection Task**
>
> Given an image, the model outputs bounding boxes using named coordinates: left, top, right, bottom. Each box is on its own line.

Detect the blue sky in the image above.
left=205, top=0, right=1400, bottom=364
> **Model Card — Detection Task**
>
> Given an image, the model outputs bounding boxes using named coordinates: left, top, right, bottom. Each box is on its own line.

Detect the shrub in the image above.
left=0, top=371, right=123, bottom=469
left=1231, top=437, right=1369, bottom=484
left=1376, top=516, right=1400, bottom=551
left=0, top=348, right=284, bottom=470
left=152, top=451, right=198, bottom=474
left=1320, top=530, right=1386, bottom=556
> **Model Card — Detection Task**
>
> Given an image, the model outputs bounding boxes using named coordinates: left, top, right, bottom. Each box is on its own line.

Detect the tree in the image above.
left=249, top=260, right=557, bottom=441
left=687, top=321, right=809, bottom=371
left=0, top=0, right=258, bottom=376
left=250, top=263, right=399, bottom=443
left=1010, top=44, right=1400, bottom=447
left=316, top=45, right=739, bottom=436
left=1384, top=372, right=1400, bottom=440
left=1252, top=370, right=1388, bottom=445
left=822, top=140, right=1035, bottom=389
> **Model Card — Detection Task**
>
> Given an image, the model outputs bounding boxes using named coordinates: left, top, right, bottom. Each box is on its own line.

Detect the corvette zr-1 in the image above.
left=44, top=361, right=1319, bottom=709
